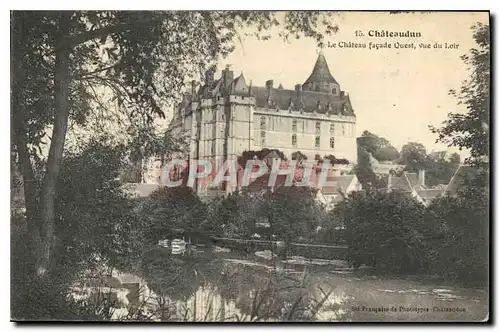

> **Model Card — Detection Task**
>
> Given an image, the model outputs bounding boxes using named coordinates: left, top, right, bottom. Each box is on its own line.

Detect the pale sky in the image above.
left=214, top=12, right=489, bottom=159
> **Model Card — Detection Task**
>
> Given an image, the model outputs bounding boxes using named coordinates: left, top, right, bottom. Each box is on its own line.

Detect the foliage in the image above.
left=335, top=190, right=427, bottom=273
left=291, top=151, right=308, bottom=162
left=398, top=142, right=427, bottom=172
left=357, top=131, right=399, bottom=162
left=424, top=176, right=488, bottom=286
left=424, top=152, right=461, bottom=187
left=323, top=154, right=349, bottom=165
left=430, top=23, right=490, bottom=166
left=12, top=137, right=143, bottom=319
left=238, top=148, right=287, bottom=167
left=55, top=137, right=143, bottom=271
left=334, top=168, right=488, bottom=287
left=352, top=146, right=386, bottom=190
left=268, top=186, right=323, bottom=245
left=209, top=192, right=259, bottom=239
left=136, top=186, right=208, bottom=243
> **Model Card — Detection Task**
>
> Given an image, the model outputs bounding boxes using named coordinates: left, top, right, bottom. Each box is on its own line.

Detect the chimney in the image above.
left=266, top=79, right=274, bottom=91
left=340, top=91, right=345, bottom=97
left=266, top=80, right=273, bottom=100
left=295, top=84, right=302, bottom=98
left=388, top=169, right=395, bottom=190
left=222, top=65, right=234, bottom=92
left=205, top=66, right=215, bottom=86
left=418, top=169, right=426, bottom=186
left=191, top=80, right=197, bottom=96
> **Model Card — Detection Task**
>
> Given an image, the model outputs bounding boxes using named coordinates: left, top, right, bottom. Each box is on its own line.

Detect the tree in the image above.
left=424, top=152, right=461, bottom=187
left=210, top=192, right=260, bottom=239
left=336, top=190, right=427, bottom=272
left=324, top=154, right=349, bottom=165
left=352, top=147, right=383, bottom=190
left=238, top=148, right=287, bottom=167
left=268, top=186, right=322, bottom=248
left=424, top=186, right=488, bottom=286
left=291, top=151, right=308, bottom=162
left=11, top=136, right=143, bottom=319
left=430, top=23, right=490, bottom=167
left=11, top=11, right=340, bottom=278
left=357, top=131, right=399, bottom=162
left=398, top=142, right=427, bottom=172
left=137, top=186, right=207, bottom=243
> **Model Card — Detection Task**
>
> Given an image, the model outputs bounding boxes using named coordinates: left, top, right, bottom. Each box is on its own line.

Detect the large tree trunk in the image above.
left=36, top=13, right=71, bottom=277
left=11, top=13, right=41, bottom=276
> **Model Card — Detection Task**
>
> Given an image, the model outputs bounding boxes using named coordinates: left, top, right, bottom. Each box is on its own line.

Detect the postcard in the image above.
left=11, top=11, right=490, bottom=322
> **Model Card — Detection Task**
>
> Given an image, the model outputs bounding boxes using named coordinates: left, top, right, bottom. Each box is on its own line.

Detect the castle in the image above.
left=164, top=51, right=358, bottom=195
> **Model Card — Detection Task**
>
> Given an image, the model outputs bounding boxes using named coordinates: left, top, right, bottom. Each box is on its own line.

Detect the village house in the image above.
left=387, top=169, right=446, bottom=206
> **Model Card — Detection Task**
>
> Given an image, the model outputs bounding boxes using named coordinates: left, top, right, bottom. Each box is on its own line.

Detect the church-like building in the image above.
left=165, top=51, right=357, bottom=194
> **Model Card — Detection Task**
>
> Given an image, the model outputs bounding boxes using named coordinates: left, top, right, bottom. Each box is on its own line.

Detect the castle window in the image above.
left=213, top=111, right=217, bottom=122
left=343, top=104, right=348, bottom=114
left=330, top=123, right=335, bottom=135
left=315, top=136, right=320, bottom=148
left=315, top=121, right=321, bottom=134
left=332, top=87, right=337, bottom=95
left=260, top=131, right=266, bottom=145
left=211, top=142, right=216, bottom=155
left=292, top=134, right=297, bottom=147
left=342, top=124, right=346, bottom=136
left=330, top=137, right=335, bottom=148
left=292, top=119, right=297, bottom=132
left=260, top=116, right=266, bottom=129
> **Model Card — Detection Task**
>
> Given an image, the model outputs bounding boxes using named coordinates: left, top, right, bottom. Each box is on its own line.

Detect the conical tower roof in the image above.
left=303, top=51, right=338, bottom=85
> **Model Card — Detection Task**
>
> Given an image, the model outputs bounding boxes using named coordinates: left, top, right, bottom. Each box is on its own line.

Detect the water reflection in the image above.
left=113, top=247, right=487, bottom=322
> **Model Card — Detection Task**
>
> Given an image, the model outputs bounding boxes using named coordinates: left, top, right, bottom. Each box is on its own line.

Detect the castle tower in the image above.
left=302, top=50, right=341, bottom=95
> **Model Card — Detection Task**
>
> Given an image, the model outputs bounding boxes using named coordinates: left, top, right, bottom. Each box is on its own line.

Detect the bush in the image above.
left=335, top=190, right=427, bottom=273
left=424, top=190, right=488, bottom=286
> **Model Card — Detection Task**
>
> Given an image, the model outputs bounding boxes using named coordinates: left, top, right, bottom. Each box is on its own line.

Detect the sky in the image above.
left=213, top=11, right=489, bottom=159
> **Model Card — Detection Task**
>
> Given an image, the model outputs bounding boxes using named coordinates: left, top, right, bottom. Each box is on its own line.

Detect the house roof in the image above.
left=389, top=173, right=412, bottom=191
left=415, top=188, right=446, bottom=200
left=320, top=175, right=356, bottom=195
left=405, top=173, right=421, bottom=189
left=263, top=150, right=282, bottom=161
left=445, top=165, right=479, bottom=196
left=125, top=183, right=161, bottom=198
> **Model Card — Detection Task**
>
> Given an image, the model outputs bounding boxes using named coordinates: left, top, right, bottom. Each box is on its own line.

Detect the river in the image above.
left=95, top=246, right=488, bottom=322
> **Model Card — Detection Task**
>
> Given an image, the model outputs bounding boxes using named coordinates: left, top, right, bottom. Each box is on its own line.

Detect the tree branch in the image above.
left=66, top=22, right=133, bottom=47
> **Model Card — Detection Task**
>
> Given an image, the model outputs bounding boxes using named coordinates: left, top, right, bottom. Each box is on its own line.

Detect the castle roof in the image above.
left=182, top=53, right=354, bottom=116
left=303, top=51, right=339, bottom=86
left=232, top=72, right=248, bottom=92
left=251, top=86, right=354, bottom=116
